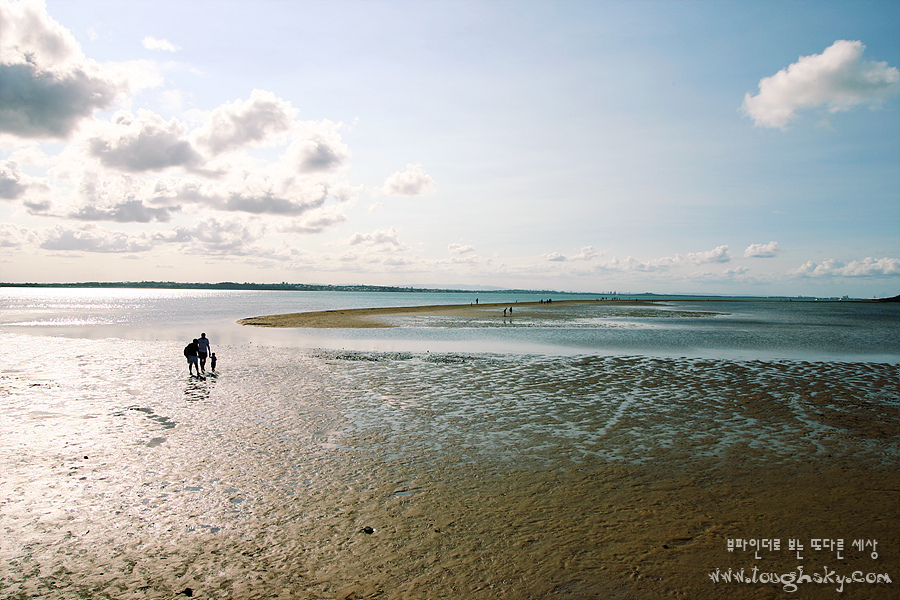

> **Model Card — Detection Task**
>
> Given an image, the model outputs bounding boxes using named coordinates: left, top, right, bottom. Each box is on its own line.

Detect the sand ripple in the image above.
left=2, top=334, right=898, bottom=599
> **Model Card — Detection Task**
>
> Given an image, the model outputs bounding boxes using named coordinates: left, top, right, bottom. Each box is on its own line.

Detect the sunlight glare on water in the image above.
left=1, top=288, right=899, bottom=599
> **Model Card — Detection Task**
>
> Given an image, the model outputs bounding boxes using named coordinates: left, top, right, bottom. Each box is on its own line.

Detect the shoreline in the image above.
left=235, top=295, right=891, bottom=329
left=236, top=299, right=622, bottom=328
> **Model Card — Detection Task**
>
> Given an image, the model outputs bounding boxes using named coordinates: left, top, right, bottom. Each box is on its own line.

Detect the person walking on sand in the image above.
left=197, top=333, right=211, bottom=373
left=184, top=339, right=201, bottom=377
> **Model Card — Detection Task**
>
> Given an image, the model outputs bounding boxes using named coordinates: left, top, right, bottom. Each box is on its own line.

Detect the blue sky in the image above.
left=1, top=0, right=898, bottom=297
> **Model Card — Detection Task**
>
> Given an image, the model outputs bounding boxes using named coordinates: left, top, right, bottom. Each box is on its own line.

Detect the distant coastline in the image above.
left=1, top=281, right=895, bottom=302
left=0, top=281, right=563, bottom=295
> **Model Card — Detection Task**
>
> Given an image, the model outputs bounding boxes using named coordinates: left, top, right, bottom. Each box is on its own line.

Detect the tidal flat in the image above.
left=2, top=333, right=898, bottom=599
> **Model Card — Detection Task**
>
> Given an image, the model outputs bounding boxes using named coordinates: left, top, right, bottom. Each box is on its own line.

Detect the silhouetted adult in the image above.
left=184, top=338, right=201, bottom=377
left=197, top=333, right=211, bottom=373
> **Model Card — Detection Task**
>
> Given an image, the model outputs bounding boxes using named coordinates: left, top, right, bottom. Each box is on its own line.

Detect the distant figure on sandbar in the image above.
left=197, top=333, right=211, bottom=373
left=184, top=339, right=201, bottom=377
left=476, top=298, right=479, bottom=305
left=503, top=308, right=508, bottom=316
left=210, top=352, right=217, bottom=372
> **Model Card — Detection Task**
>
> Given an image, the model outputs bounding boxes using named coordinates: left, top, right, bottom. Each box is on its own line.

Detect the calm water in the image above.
left=1, top=287, right=898, bottom=360
left=1, top=288, right=898, bottom=599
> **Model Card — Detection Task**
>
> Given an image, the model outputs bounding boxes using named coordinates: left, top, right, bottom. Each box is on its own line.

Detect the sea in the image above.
left=1, top=287, right=898, bottom=599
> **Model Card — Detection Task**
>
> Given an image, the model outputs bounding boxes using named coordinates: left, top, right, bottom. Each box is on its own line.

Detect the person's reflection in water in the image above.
left=184, top=375, right=214, bottom=401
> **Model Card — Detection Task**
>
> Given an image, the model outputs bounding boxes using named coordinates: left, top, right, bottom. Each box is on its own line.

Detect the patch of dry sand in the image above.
left=237, top=300, right=614, bottom=328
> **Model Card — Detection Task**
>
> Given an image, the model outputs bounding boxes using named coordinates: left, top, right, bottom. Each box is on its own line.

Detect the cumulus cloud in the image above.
left=142, top=36, right=179, bottom=53
left=68, top=169, right=190, bottom=221
left=744, top=241, right=780, bottom=258
left=71, top=200, right=175, bottom=223
left=347, top=227, right=407, bottom=250
left=89, top=110, right=202, bottom=172
left=448, top=243, right=475, bottom=255
left=284, top=121, right=350, bottom=173
left=545, top=246, right=598, bottom=262
left=279, top=207, right=348, bottom=234
left=1, top=159, right=52, bottom=208
left=687, top=245, right=730, bottom=264
left=41, top=225, right=152, bottom=253
left=221, top=169, right=328, bottom=215
left=224, top=191, right=323, bottom=215
left=0, top=222, right=39, bottom=247
left=0, top=62, right=117, bottom=139
left=602, top=255, right=677, bottom=273
left=790, top=257, right=900, bottom=278
left=0, top=0, right=159, bottom=139
left=193, top=89, right=297, bottom=155
left=0, top=160, right=27, bottom=199
left=153, top=216, right=263, bottom=255
left=743, top=40, right=900, bottom=128
left=596, top=246, right=730, bottom=273
left=382, top=163, right=435, bottom=196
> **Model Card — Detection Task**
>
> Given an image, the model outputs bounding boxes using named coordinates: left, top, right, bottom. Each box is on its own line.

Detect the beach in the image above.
left=236, top=299, right=612, bottom=329
left=2, top=290, right=898, bottom=599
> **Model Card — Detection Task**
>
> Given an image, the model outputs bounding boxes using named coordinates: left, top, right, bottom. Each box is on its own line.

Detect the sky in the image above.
left=1, top=0, right=898, bottom=297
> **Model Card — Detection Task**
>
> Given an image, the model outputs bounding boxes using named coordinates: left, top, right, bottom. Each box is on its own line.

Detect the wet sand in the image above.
left=2, top=336, right=898, bottom=599
left=237, top=299, right=612, bottom=328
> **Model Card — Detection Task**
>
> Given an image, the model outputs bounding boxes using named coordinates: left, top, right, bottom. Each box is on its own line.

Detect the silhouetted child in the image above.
left=210, top=352, right=217, bottom=371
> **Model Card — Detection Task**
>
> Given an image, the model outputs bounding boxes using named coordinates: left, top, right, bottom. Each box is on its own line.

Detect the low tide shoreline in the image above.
left=237, top=299, right=631, bottom=328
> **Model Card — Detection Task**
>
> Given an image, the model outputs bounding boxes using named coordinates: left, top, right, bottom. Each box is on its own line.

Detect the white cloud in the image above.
left=546, top=245, right=599, bottom=262
left=71, top=199, right=175, bottom=223
left=147, top=216, right=266, bottom=256
left=0, top=160, right=28, bottom=199
left=602, top=255, right=677, bottom=273
left=790, top=257, right=900, bottom=278
left=193, top=89, right=296, bottom=155
left=347, top=227, right=408, bottom=251
left=142, top=36, right=179, bottom=53
left=0, top=159, right=52, bottom=210
left=687, top=245, right=730, bottom=264
left=40, top=224, right=152, bottom=253
left=284, top=122, right=349, bottom=173
left=743, top=40, right=900, bottom=128
left=0, top=0, right=160, bottom=139
left=0, top=0, right=87, bottom=72
left=594, top=245, right=731, bottom=273
left=382, top=163, right=435, bottom=196
left=278, top=206, right=347, bottom=234
left=89, top=110, right=202, bottom=172
left=448, top=242, right=475, bottom=255
left=694, top=266, right=753, bottom=285
left=744, top=241, right=780, bottom=258
left=0, top=222, right=39, bottom=248
left=222, top=169, right=328, bottom=215
left=571, top=246, right=599, bottom=261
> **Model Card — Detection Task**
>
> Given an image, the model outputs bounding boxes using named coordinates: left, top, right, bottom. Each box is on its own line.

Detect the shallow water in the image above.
left=3, top=288, right=898, bottom=361
left=1, top=289, right=899, bottom=599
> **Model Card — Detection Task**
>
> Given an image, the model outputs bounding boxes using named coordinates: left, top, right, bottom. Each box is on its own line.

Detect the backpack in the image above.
left=184, top=344, right=192, bottom=357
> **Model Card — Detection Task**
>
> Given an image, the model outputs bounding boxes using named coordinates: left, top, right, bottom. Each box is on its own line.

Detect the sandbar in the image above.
left=237, top=299, right=619, bottom=328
